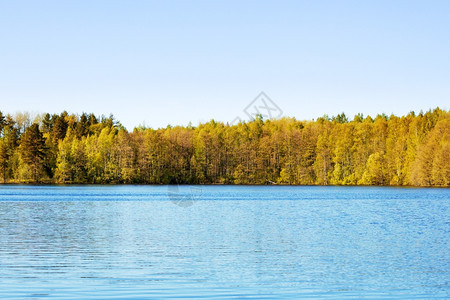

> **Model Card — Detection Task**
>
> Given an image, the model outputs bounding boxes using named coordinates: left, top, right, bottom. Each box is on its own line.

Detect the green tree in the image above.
left=0, top=111, right=5, bottom=134
left=19, top=124, right=46, bottom=182
left=0, top=108, right=447, bottom=186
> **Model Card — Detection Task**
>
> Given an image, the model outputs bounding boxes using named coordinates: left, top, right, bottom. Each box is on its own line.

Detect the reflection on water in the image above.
left=0, top=185, right=449, bottom=299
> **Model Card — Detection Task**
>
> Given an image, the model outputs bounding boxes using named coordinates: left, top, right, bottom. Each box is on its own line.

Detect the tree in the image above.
left=15, top=112, right=32, bottom=135
left=19, top=124, right=46, bottom=182
left=51, top=112, right=69, bottom=141
left=0, top=111, right=5, bottom=135
left=41, top=113, right=53, bottom=133
left=0, top=139, right=7, bottom=182
left=0, top=109, right=447, bottom=186
left=314, top=127, right=332, bottom=185
left=331, top=123, right=356, bottom=185
left=55, top=133, right=73, bottom=183
left=411, top=118, right=449, bottom=186
left=359, top=152, right=385, bottom=185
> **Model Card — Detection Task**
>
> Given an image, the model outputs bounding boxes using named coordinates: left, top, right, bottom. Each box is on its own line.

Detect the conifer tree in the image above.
left=19, top=124, right=46, bottom=182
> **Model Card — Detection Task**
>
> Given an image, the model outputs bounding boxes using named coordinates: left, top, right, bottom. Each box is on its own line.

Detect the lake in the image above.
left=0, top=185, right=448, bottom=299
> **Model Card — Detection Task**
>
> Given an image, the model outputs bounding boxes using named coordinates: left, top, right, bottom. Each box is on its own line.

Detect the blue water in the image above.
left=0, top=185, right=448, bottom=299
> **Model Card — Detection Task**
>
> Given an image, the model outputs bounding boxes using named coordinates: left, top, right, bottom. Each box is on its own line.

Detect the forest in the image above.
left=0, top=108, right=448, bottom=186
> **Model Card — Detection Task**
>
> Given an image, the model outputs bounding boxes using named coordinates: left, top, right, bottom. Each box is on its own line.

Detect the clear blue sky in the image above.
left=1, top=0, right=449, bottom=129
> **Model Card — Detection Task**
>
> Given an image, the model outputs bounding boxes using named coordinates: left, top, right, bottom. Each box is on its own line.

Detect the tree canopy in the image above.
left=0, top=109, right=448, bottom=186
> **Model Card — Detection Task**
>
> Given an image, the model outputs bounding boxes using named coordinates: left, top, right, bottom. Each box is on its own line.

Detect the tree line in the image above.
left=0, top=108, right=448, bottom=186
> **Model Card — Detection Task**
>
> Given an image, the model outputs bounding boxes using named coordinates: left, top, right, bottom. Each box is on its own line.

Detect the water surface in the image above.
left=0, top=185, right=448, bottom=299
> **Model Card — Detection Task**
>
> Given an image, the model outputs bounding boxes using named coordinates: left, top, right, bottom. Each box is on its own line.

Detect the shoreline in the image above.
left=0, top=182, right=447, bottom=188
